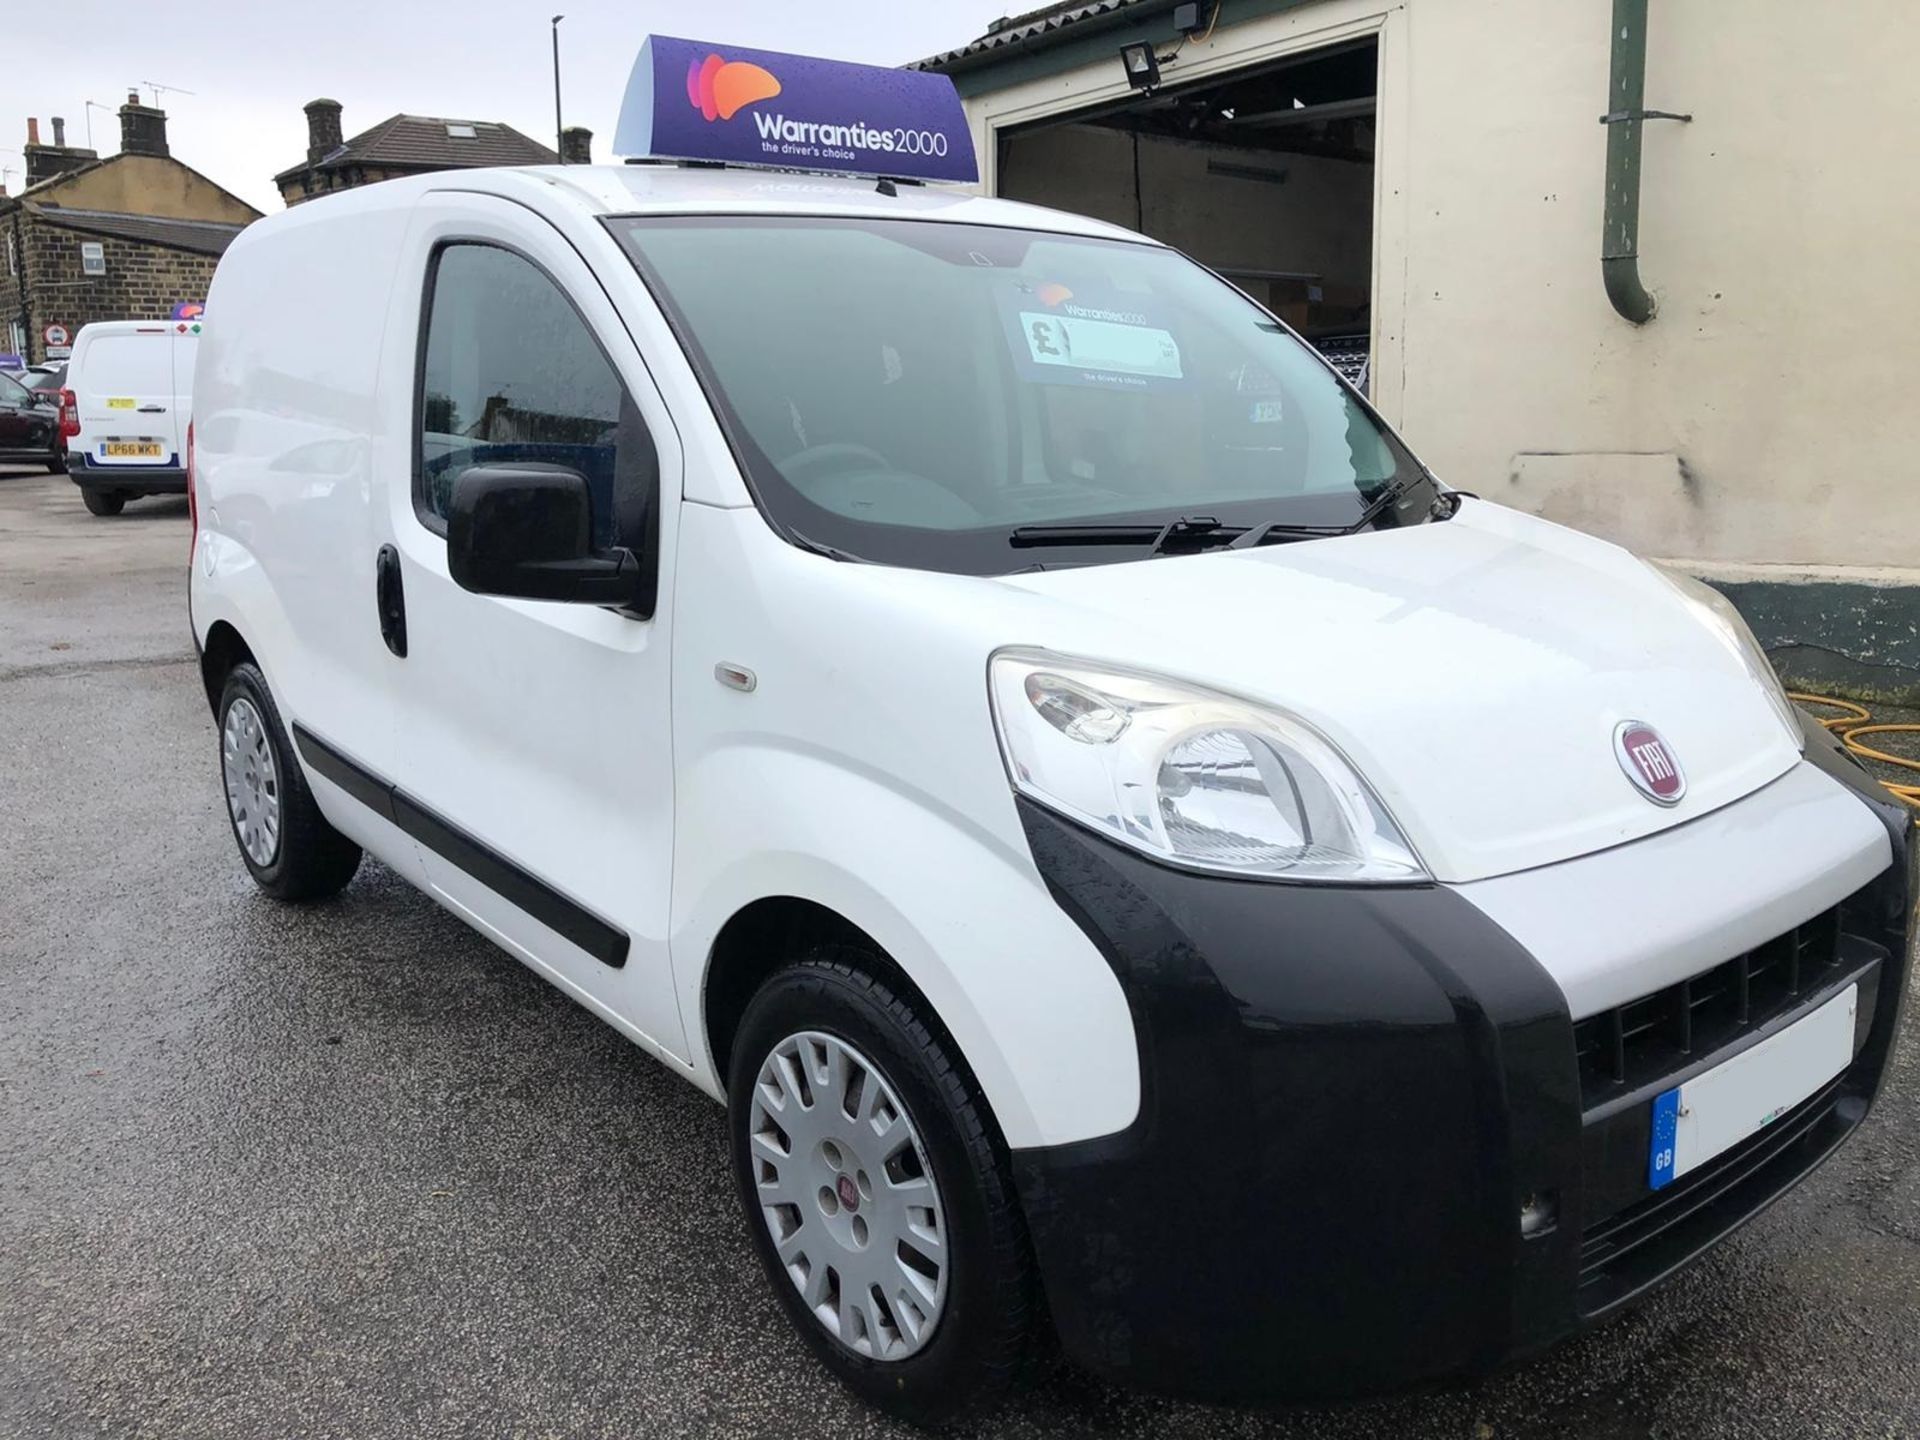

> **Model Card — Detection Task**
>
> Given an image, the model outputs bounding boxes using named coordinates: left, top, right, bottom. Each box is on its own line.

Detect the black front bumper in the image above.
left=1011, top=721, right=1913, bottom=1406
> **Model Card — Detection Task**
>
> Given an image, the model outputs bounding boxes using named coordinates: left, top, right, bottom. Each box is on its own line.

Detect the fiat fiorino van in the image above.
left=187, top=153, right=1914, bottom=1420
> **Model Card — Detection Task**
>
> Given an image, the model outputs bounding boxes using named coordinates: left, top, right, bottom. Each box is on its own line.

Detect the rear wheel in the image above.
left=46, top=454, right=66, bottom=475
left=216, top=662, right=361, bottom=900
left=80, top=489, right=124, bottom=516
left=728, top=952, right=1036, bottom=1424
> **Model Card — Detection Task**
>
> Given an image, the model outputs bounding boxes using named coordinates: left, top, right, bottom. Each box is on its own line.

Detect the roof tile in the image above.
left=26, top=205, right=248, bottom=257
left=280, top=114, right=557, bottom=181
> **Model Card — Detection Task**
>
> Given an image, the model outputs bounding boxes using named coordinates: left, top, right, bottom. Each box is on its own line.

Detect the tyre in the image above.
left=81, top=488, right=124, bottom=516
left=728, top=952, right=1036, bottom=1424
left=47, top=454, right=66, bottom=475
left=215, top=661, right=362, bottom=900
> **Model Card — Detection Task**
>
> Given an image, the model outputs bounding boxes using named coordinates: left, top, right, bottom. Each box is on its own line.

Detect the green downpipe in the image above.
left=1602, top=0, right=1656, bottom=323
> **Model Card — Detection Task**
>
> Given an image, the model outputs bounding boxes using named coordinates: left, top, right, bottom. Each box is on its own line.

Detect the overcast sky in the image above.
left=4, top=1, right=1007, bottom=212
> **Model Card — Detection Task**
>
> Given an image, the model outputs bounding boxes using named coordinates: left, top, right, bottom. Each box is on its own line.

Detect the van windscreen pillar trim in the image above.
left=290, top=723, right=630, bottom=969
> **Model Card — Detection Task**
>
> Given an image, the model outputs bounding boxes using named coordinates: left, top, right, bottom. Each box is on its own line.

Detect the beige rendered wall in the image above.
left=963, top=0, right=1920, bottom=575
left=35, top=154, right=260, bottom=225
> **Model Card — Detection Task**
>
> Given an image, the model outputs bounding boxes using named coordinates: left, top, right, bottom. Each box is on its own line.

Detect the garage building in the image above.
left=917, top=0, right=1920, bottom=700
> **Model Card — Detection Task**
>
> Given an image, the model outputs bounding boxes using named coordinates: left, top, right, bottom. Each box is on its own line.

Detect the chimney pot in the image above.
left=23, top=116, right=98, bottom=185
left=128, top=90, right=139, bottom=105
left=118, top=96, right=170, bottom=158
left=303, top=98, right=344, bottom=166
left=560, top=126, right=593, bottom=165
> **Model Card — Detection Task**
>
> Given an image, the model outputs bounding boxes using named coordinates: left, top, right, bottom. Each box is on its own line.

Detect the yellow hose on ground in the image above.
left=1789, top=693, right=1920, bottom=813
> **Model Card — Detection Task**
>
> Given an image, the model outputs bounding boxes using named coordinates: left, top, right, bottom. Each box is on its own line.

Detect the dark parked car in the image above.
left=0, top=370, right=65, bottom=472
left=5, top=361, right=67, bottom=395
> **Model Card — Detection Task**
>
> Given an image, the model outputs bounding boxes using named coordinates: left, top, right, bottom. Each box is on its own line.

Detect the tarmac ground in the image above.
left=2, top=466, right=1917, bottom=1439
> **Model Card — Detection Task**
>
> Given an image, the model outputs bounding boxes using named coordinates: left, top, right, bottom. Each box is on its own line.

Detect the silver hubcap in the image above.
left=748, top=1031, right=949, bottom=1360
left=221, top=696, right=280, bottom=867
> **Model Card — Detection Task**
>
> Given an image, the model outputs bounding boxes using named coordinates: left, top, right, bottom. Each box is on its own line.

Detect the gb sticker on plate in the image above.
left=1648, top=1088, right=1680, bottom=1189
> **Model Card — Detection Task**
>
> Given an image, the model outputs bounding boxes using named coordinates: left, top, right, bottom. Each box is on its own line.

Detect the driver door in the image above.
left=373, top=191, right=687, bottom=1060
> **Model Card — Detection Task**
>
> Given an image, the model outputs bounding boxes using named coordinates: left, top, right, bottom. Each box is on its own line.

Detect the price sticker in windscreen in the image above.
left=1019, top=311, right=1182, bottom=381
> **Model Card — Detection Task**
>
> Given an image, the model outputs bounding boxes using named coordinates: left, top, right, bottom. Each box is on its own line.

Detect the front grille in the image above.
left=1576, top=1075, right=1850, bottom=1312
left=1572, top=907, right=1844, bottom=1102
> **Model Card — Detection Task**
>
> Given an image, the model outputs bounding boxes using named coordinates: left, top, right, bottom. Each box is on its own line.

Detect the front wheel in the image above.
left=728, top=953, right=1037, bottom=1424
left=80, top=488, right=124, bottom=516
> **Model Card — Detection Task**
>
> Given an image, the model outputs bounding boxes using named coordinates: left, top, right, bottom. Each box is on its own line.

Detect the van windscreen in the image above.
left=612, top=215, right=1430, bottom=574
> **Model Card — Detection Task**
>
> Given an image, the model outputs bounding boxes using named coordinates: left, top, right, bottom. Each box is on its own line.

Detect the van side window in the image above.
left=415, top=243, right=653, bottom=546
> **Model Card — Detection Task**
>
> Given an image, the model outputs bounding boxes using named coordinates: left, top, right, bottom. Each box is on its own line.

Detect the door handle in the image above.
left=375, top=544, right=408, bottom=658
left=137, top=404, right=167, bottom=413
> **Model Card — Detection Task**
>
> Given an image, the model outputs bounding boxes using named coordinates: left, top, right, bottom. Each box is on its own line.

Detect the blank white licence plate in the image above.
left=1648, top=983, right=1856, bottom=1190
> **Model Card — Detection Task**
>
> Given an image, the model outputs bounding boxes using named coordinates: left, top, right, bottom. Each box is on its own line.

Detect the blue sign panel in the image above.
left=614, top=35, right=978, bottom=184
left=1648, top=1086, right=1681, bottom=1190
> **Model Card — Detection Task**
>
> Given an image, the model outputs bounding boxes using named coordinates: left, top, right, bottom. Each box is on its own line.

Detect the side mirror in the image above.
left=446, top=465, right=648, bottom=609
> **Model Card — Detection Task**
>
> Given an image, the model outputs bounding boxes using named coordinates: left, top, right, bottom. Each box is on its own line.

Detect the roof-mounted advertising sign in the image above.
left=614, top=35, right=978, bottom=184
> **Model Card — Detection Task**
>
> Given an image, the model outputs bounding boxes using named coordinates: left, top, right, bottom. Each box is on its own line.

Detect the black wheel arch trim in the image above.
left=289, top=722, right=629, bottom=969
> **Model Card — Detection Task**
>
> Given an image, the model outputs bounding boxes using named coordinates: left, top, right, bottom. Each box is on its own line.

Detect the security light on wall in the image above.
left=79, top=242, right=106, bottom=276
left=1119, top=42, right=1161, bottom=91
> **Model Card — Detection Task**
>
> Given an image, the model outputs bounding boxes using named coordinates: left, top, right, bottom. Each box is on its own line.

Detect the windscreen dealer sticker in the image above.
left=1004, top=283, right=1184, bottom=390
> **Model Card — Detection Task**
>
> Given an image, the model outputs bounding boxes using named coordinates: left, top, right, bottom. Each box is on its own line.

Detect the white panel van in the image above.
left=186, top=165, right=1915, bottom=1422
left=63, top=318, right=200, bottom=515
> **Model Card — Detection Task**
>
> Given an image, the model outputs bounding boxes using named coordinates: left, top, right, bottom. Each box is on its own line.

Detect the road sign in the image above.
left=43, top=324, right=69, bottom=347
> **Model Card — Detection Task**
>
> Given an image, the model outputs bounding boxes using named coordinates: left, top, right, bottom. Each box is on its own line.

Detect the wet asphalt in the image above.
left=2, top=465, right=1918, bottom=1439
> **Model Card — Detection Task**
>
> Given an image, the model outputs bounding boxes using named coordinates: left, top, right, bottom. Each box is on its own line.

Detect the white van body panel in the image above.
left=989, top=499, right=1805, bottom=884
left=668, top=503, right=1140, bottom=1145
left=364, top=188, right=691, bottom=1060
left=188, top=165, right=1885, bottom=1156
left=193, top=193, right=427, bottom=888
left=68, top=319, right=197, bottom=472
left=1453, top=761, right=1891, bottom=1018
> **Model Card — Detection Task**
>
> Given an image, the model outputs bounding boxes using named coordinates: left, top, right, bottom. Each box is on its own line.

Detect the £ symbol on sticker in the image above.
left=1030, top=320, right=1061, bottom=357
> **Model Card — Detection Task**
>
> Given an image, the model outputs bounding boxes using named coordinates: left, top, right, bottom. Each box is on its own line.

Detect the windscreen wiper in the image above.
left=1010, top=516, right=1255, bottom=554
left=1009, top=483, right=1446, bottom=556
left=1008, top=522, right=1172, bottom=549
left=1348, top=478, right=1413, bottom=529
left=1012, top=515, right=1353, bottom=553
left=1227, top=483, right=1421, bottom=551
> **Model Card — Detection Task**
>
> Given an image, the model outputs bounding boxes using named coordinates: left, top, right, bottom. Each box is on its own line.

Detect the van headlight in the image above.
left=1650, top=564, right=1804, bottom=751
left=988, top=650, right=1426, bottom=883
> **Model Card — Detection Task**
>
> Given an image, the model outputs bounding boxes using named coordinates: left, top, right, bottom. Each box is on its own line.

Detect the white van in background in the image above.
left=62, top=319, right=201, bottom=516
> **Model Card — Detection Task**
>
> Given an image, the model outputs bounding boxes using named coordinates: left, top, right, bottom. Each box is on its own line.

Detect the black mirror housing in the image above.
left=446, top=465, right=650, bottom=610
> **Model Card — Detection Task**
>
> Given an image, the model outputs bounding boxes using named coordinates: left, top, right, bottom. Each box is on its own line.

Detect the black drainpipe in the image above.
left=1601, top=0, right=1689, bottom=323
left=8, top=209, right=28, bottom=361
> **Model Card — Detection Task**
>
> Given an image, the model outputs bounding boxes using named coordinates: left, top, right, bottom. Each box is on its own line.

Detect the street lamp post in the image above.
left=551, top=15, right=566, bottom=162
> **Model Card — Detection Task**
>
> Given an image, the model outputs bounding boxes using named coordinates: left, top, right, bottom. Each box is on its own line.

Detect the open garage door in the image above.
left=995, top=36, right=1377, bottom=391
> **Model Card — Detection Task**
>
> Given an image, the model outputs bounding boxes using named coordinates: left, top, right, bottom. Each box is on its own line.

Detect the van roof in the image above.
left=535, top=163, right=1144, bottom=239
left=72, top=320, right=198, bottom=341
left=273, top=163, right=1153, bottom=246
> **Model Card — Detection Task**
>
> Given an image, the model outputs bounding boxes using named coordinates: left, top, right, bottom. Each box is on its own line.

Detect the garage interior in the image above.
left=994, top=35, right=1378, bottom=390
